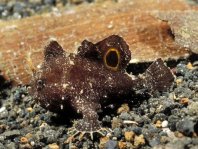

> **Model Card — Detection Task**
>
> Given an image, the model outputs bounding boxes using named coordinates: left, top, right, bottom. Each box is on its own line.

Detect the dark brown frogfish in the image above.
left=30, top=35, right=174, bottom=139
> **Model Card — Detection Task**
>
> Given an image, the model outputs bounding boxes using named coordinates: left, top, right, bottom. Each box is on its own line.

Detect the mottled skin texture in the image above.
left=30, top=35, right=174, bottom=133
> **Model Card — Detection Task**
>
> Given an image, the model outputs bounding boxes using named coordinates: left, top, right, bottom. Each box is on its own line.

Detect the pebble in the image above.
left=186, top=62, right=194, bottom=70
left=176, top=118, right=195, bottom=136
left=168, top=115, right=179, bottom=131
left=113, top=128, right=122, bottom=138
left=117, top=104, right=130, bottom=114
left=26, top=107, right=33, bottom=112
left=119, top=112, right=132, bottom=120
left=166, top=137, right=192, bottom=149
left=162, top=128, right=175, bottom=139
left=0, top=143, right=5, bottom=149
left=19, top=143, right=32, bottom=149
left=102, top=115, right=112, bottom=123
left=105, top=140, right=118, bottom=149
left=187, top=102, right=198, bottom=116
left=0, top=106, right=6, bottom=113
left=160, top=136, right=170, bottom=144
left=111, top=117, right=122, bottom=129
left=155, top=120, right=162, bottom=128
left=124, top=131, right=135, bottom=142
left=161, top=120, right=168, bottom=128
left=0, top=108, right=8, bottom=119
left=48, top=143, right=59, bottom=149
left=30, top=141, right=35, bottom=146
left=129, top=112, right=143, bottom=124
left=176, top=63, right=188, bottom=76
left=20, top=137, right=28, bottom=144
left=118, top=141, right=127, bottom=149
left=44, top=129, right=59, bottom=143
left=43, top=0, right=56, bottom=5
left=149, top=137, right=160, bottom=147
left=134, top=134, right=145, bottom=147
left=180, top=98, right=189, bottom=105
left=6, top=142, right=17, bottom=149
left=3, top=130, right=20, bottom=139
left=99, top=137, right=109, bottom=149
left=174, top=131, right=184, bottom=138
left=0, top=135, right=5, bottom=141
left=69, top=0, right=84, bottom=5
left=129, top=127, right=142, bottom=135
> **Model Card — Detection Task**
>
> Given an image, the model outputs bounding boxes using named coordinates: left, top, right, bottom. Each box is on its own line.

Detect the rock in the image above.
left=129, top=127, right=142, bottom=135
left=188, top=102, right=198, bottom=116
left=119, top=112, right=132, bottom=120
left=117, top=104, right=130, bottom=114
left=3, top=130, right=20, bottom=139
left=180, top=98, right=189, bottom=105
left=105, top=140, right=118, bottom=149
left=0, top=107, right=6, bottom=113
left=149, top=137, right=160, bottom=147
left=111, top=117, right=122, bottom=129
left=155, top=120, right=162, bottom=128
left=0, top=108, right=8, bottom=119
left=43, top=129, right=59, bottom=143
left=26, top=107, right=33, bottom=113
left=48, top=143, right=59, bottom=149
left=129, top=112, right=143, bottom=126
left=160, top=136, right=170, bottom=144
left=0, top=143, right=5, bottom=149
left=102, top=115, right=111, bottom=123
left=176, top=87, right=193, bottom=98
left=191, top=146, right=198, bottom=149
left=30, top=141, right=35, bottom=146
left=6, top=142, right=17, bottom=149
left=186, top=62, right=194, bottom=70
left=69, top=0, right=84, bottom=5
left=43, top=0, right=56, bottom=5
left=165, top=137, right=192, bottom=149
left=168, top=115, right=180, bottom=131
left=0, top=143, right=6, bottom=149
left=118, top=141, right=127, bottom=149
left=134, top=134, right=145, bottom=147
left=99, top=137, right=109, bottom=149
left=20, top=137, right=28, bottom=144
left=113, top=128, right=122, bottom=138
left=176, top=118, right=195, bottom=136
left=124, top=131, right=135, bottom=142
left=0, top=135, right=5, bottom=141
left=19, top=143, right=32, bottom=149
left=161, top=120, right=168, bottom=128
left=13, top=2, right=25, bottom=13
left=142, top=124, right=160, bottom=140
left=155, top=11, right=198, bottom=54
left=162, top=128, right=176, bottom=139
left=174, top=131, right=184, bottom=138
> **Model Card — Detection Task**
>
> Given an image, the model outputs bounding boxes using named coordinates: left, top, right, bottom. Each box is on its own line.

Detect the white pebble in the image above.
left=0, top=107, right=6, bottom=113
left=30, top=141, right=35, bottom=146
left=163, top=128, right=176, bottom=139
left=162, top=120, right=168, bottom=128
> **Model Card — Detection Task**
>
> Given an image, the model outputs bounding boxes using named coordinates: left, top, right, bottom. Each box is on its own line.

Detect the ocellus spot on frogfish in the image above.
left=30, top=35, right=174, bottom=140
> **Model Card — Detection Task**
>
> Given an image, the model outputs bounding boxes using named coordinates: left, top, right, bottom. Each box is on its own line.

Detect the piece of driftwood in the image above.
left=0, top=0, right=194, bottom=84
left=155, top=11, right=198, bottom=54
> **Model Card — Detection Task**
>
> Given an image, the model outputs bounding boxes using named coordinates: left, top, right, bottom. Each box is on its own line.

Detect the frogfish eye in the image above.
left=37, top=79, right=45, bottom=91
left=103, top=48, right=120, bottom=71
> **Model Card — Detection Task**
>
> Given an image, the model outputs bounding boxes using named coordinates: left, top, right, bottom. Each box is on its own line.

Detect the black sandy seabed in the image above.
left=0, top=0, right=198, bottom=149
